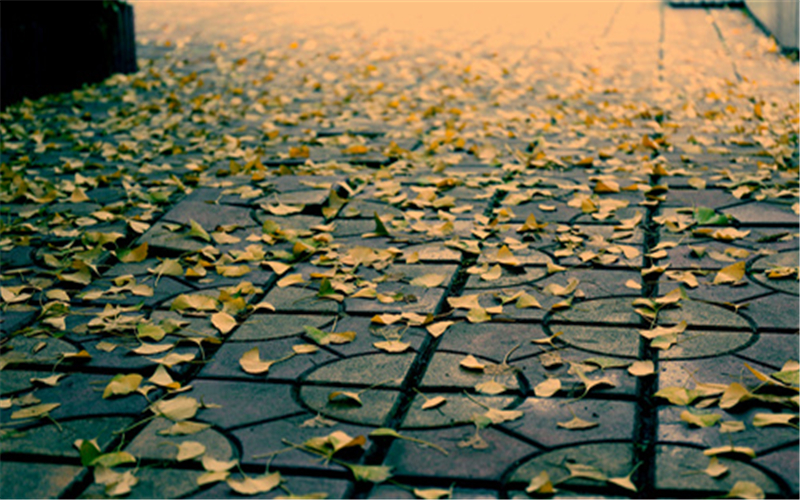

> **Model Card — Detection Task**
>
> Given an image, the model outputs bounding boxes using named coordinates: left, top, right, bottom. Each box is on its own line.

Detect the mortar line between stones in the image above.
left=631, top=169, right=664, bottom=498
left=344, top=186, right=508, bottom=498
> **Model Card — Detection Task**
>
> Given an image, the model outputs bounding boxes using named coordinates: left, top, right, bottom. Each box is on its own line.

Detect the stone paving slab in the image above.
left=0, top=2, right=797, bottom=499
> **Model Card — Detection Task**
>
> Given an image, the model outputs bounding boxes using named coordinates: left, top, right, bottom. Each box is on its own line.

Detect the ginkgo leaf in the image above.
left=426, top=321, right=453, bottom=338
left=565, top=463, right=607, bottom=482
left=413, top=487, right=452, bottom=499
left=148, top=352, right=195, bottom=368
left=639, top=321, right=687, bottom=339
left=719, top=420, right=746, bottom=433
left=421, top=396, right=447, bottom=410
left=480, top=264, right=503, bottom=281
left=328, top=391, right=363, bottom=406
left=151, top=397, right=200, bottom=421
left=714, top=261, right=746, bottom=285
left=608, top=473, right=637, bottom=492
left=227, top=472, right=282, bottom=495
left=447, top=295, right=482, bottom=310
left=239, top=347, right=276, bottom=375
left=475, top=380, right=507, bottom=395
left=724, top=481, right=764, bottom=499
left=171, top=294, right=218, bottom=311
left=557, top=415, right=599, bottom=430
left=718, top=383, right=751, bottom=409
left=703, top=457, right=729, bottom=478
left=703, top=445, right=756, bottom=458
left=103, top=374, right=143, bottom=399
left=159, top=421, right=211, bottom=436
left=202, top=455, right=238, bottom=472
left=627, top=360, right=655, bottom=377
left=655, top=386, right=699, bottom=406
left=211, top=311, right=237, bottom=334
left=515, top=292, right=541, bottom=309
left=176, top=440, right=206, bottom=461
left=198, top=471, right=229, bottom=486
left=466, top=308, right=491, bottom=323
left=30, top=374, right=66, bottom=387
left=680, top=410, right=721, bottom=428
left=277, top=273, right=305, bottom=288
left=526, top=471, right=556, bottom=494
left=542, top=278, right=579, bottom=296
left=373, top=340, right=410, bottom=353
left=119, top=242, right=149, bottom=263
left=534, top=378, right=561, bottom=397
left=752, top=413, right=797, bottom=428
left=188, top=220, right=211, bottom=242
left=410, top=273, right=447, bottom=288
left=91, top=451, right=137, bottom=468
left=11, top=403, right=61, bottom=420
left=292, top=344, right=319, bottom=354
left=460, top=355, right=485, bottom=371
left=149, top=365, right=178, bottom=388
left=346, top=464, right=392, bottom=483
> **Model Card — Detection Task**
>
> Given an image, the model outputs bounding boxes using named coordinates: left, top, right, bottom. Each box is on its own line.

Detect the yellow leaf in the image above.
left=176, top=441, right=206, bottom=461
left=703, top=457, right=729, bottom=478
left=719, top=382, right=751, bottom=409
left=526, top=471, right=556, bottom=495
left=211, top=312, right=237, bottom=334
left=227, top=472, right=282, bottom=495
left=277, top=273, right=305, bottom=288
left=534, top=378, right=561, bottom=397
left=557, top=415, right=599, bottom=430
left=627, top=360, right=655, bottom=377
left=466, top=307, right=491, bottom=323
left=426, top=321, right=453, bottom=338
left=752, top=413, right=797, bottom=428
left=410, top=273, right=447, bottom=288
left=11, top=403, right=61, bottom=419
left=239, top=347, right=275, bottom=375
left=495, top=245, right=520, bottom=266
left=624, top=279, right=641, bottom=290
left=480, top=264, right=503, bottom=281
left=447, top=295, right=481, bottom=310
left=120, top=243, right=148, bottom=263
left=460, top=355, right=485, bottom=371
left=515, top=292, right=541, bottom=309
left=103, top=374, right=143, bottom=399
left=713, top=261, right=746, bottom=285
left=262, top=261, right=291, bottom=275
left=688, top=177, right=707, bottom=189
left=373, top=340, right=410, bottom=353
left=725, top=481, right=764, bottom=499
left=421, top=396, right=447, bottom=410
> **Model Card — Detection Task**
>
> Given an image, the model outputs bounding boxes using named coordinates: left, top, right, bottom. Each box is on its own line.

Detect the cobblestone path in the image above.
left=1, top=2, right=798, bottom=498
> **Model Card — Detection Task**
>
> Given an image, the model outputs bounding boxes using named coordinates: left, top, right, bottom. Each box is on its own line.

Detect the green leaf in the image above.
left=693, top=207, right=729, bottom=226
left=346, top=464, right=393, bottom=483
left=188, top=220, right=211, bottom=242
left=90, top=451, right=136, bottom=468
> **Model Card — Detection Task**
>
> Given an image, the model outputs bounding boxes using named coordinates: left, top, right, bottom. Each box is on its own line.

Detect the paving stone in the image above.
left=193, top=474, right=351, bottom=499
left=398, top=242, right=462, bottom=262
left=549, top=297, right=644, bottom=325
left=435, top=322, right=544, bottom=362
left=124, top=417, right=236, bottom=461
left=420, top=352, right=523, bottom=391
left=0, top=416, right=131, bottom=457
left=753, top=445, right=799, bottom=496
left=187, top=379, right=302, bottom=429
left=80, top=467, right=203, bottom=499
left=369, top=484, right=498, bottom=499
left=140, top=221, right=208, bottom=253
left=659, top=277, right=772, bottom=305
left=0, top=305, right=39, bottom=336
left=509, top=199, right=582, bottom=224
left=231, top=413, right=373, bottom=468
left=505, top=398, right=635, bottom=447
left=722, top=201, right=799, bottom=225
left=384, top=426, right=538, bottom=481
left=508, top=442, right=633, bottom=489
left=658, top=406, right=798, bottom=454
left=1, top=245, right=36, bottom=269
left=739, top=293, right=800, bottom=331
left=255, top=213, right=326, bottom=232
left=163, top=200, right=256, bottom=229
left=465, top=267, right=548, bottom=290
left=659, top=356, right=777, bottom=390
left=0, top=461, right=83, bottom=499
left=345, top=286, right=446, bottom=315
left=513, top=350, right=638, bottom=397
left=1, top=335, right=78, bottom=367
left=230, top=313, right=335, bottom=342
left=662, top=188, right=741, bottom=209
left=0, top=369, right=58, bottom=395
left=297, top=386, right=400, bottom=427
left=750, top=250, right=799, bottom=295
left=198, top=336, right=338, bottom=381
left=78, top=275, right=193, bottom=307
left=302, top=353, right=413, bottom=386
left=655, top=444, right=781, bottom=495
left=735, top=332, right=800, bottom=371
left=400, top=394, right=517, bottom=429
left=321, top=316, right=426, bottom=357
left=537, top=269, right=644, bottom=299
left=263, top=286, right=341, bottom=314
left=0, top=373, right=147, bottom=425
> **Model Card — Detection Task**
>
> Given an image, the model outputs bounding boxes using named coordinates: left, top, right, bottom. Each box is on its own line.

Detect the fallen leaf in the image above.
left=227, top=472, right=282, bottom=495
left=239, top=347, right=276, bottom=375
left=627, top=360, right=655, bottom=377
left=557, top=415, right=599, bottom=430
left=534, top=378, right=561, bottom=397
left=176, top=440, right=206, bottom=461
left=211, top=311, right=237, bottom=334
